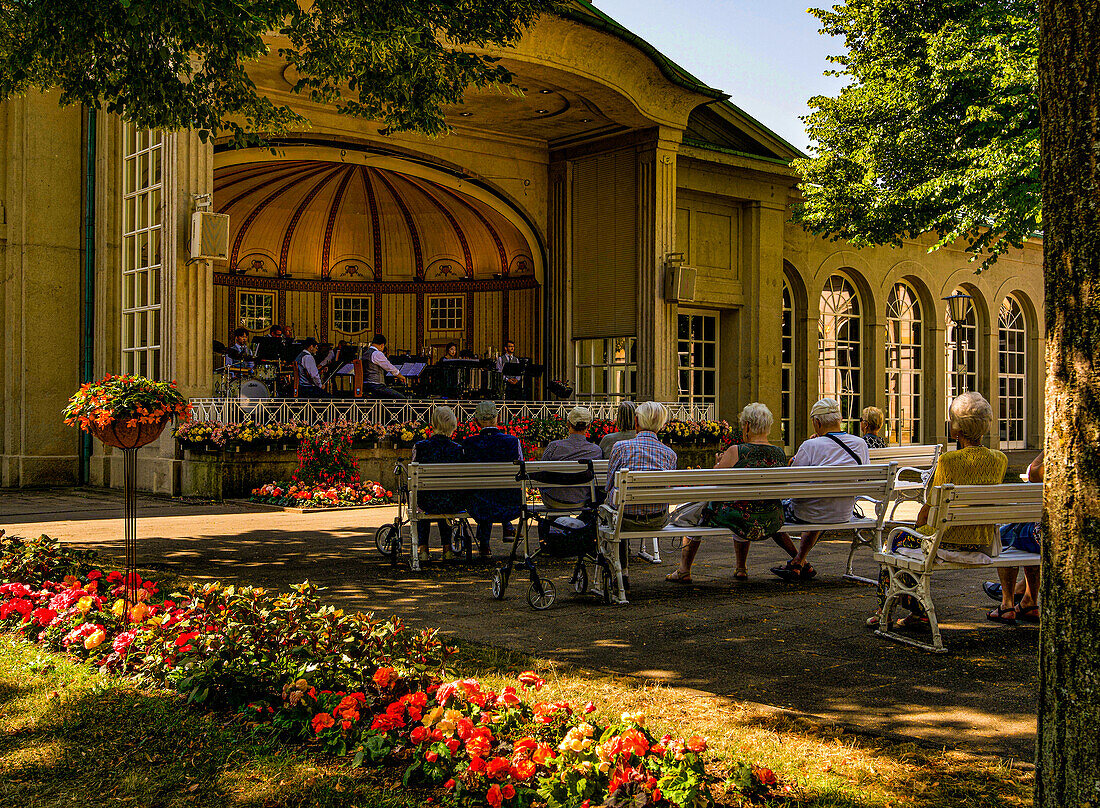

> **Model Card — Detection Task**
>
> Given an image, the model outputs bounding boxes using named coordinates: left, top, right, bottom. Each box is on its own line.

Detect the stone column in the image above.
left=635, top=130, right=680, bottom=402
left=930, top=318, right=950, bottom=446
left=739, top=201, right=787, bottom=423
left=547, top=160, right=572, bottom=382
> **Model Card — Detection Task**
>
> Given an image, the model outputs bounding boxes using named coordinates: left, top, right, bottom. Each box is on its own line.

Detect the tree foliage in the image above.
left=792, top=0, right=1039, bottom=267
left=0, top=0, right=557, bottom=141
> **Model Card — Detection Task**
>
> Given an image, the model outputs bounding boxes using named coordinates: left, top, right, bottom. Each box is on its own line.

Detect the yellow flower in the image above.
left=76, top=596, right=95, bottom=614
left=111, top=599, right=126, bottom=617
left=84, top=628, right=106, bottom=649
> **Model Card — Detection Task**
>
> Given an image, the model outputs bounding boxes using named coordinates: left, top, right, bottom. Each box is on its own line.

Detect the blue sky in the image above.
left=592, top=0, right=846, bottom=152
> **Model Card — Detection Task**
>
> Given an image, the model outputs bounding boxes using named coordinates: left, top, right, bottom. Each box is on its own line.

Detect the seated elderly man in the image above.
left=462, top=400, right=523, bottom=560
left=539, top=406, right=603, bottom=510
left=771, top=397, right=870, bottom=582
left=411, top=405, right=464, bottom=563
left=606, top=401, right=678, bottom=587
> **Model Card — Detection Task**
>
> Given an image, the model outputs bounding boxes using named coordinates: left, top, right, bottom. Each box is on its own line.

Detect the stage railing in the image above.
left=186, top=398, right=715, bottom=426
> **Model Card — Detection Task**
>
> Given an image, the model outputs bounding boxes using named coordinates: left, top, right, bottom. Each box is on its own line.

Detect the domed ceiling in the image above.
left=213, top=160, right=536, bottom=283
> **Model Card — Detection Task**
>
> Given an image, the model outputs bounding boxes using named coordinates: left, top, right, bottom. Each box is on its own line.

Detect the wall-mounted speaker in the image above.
left=664, top=264, right=697, bottom=303
left=190, top=211, right=230, bottom=261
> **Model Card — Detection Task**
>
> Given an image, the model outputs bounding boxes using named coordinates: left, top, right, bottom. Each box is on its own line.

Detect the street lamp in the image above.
left=943, top=291, right=973, bottom=447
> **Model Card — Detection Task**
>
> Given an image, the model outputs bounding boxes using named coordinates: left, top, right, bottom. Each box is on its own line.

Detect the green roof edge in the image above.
left=559, top=2, right=727, bottom=100
left=681, top=137, right=797, bottom=166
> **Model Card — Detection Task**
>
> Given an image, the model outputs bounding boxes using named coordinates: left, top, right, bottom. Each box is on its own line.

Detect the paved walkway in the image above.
left=1, top=489, right=1038, bottom=760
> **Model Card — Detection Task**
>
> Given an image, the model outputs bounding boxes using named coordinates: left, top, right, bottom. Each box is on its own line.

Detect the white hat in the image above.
left=810, top=398, right=842, bottom=419
left=567, top=406, right=593, bottom=427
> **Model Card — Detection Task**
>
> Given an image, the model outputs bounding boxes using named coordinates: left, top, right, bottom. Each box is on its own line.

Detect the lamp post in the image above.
left=943, top=291, right=973, bottom=446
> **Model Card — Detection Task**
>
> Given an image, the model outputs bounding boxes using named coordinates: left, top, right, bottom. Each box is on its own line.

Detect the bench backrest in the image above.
left=612, top=463, right=896, bottom=515
left=520, top=459, right=609, bottom=490
left=914, top=483, right=1043, bottom=567
left=408, top=462, right=521, bottom=493
left=868, top=443, right=942, bottom=469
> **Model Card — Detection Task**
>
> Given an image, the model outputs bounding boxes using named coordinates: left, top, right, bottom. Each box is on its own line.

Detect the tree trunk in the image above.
left=1036, top=1, right=1100, bottom=806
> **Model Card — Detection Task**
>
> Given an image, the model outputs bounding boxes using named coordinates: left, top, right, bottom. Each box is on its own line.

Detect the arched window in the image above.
left=781, top=280, right=795, bottom=448
left=945, top=290, right=979, bottom=413
left=885, top=282, right=922, bottom=443
left=998, top=295, right=1027, bottom=448
left=818, top=273, right=862, bottom=434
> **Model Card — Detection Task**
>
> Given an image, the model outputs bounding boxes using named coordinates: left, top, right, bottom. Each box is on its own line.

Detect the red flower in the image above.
left=446, top=737, right=460, bottom=756
left=410, top=726, right=429, bottom=744
left=457, top=716, right=474, bottom=739
left=502, top=784, right=515, bottom=800
left=311, top=713, right=335, bottom=733
left=517, top=671, right=545, bottom=690
left=685, top=735, right=707, bottom=753
left=486, top=756, right=510, bottom=780
left=469, top=756, right=486, bottom=774
left=486, top=785, right=503, bottom=808
left=511, top=759, right=536, bottom=780
left=444, top=779, right=456, bottom=790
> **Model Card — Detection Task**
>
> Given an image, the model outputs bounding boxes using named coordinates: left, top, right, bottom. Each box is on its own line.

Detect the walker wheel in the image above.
left=453, top=520, right=472, bottom=555
left=375, top=524, right=400, bottom=556
left=491, top=567, right=508, bottom=600
left=527, top=579, right=557, bottom=610
left=600, top=565, right=613, bottom=605
left=571, top=564, right=589, bottom=595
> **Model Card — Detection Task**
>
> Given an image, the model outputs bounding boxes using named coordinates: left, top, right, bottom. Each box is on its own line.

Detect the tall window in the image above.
left=677, top=312, right=718, bottom=408
left=332, top=295, right=372, bottom=338
left=121, top=125, right=163, bottom=378
left=818, top=273, right=862, bottom=433
left=238, top=291, right=275, bottom=333
left=781, top=281, right=795, bottom=448
left=998, top=295, right=1027, bottom=448
left=885, top=282, right=922, bottom=443
left=428, top=296, right=464, bottom=331
left=575, top=337, right=635, bottom=401
left=945, top=290, right=979, bottom=412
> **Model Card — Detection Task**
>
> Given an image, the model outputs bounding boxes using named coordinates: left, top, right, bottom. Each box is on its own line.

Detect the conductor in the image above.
left=362, top=334, right=408, bottom=400
left=496, top=340, right=524, bottom=400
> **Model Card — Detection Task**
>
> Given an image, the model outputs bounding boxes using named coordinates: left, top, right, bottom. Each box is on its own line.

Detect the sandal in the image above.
left=665, top=569, right=692, bottom=584
left=865, top=612, right=881, bottom=627
left=1016, top=605, right=1040, bottom=623
left=987, top=605, right=1017, bottom=624
left=895, top=613, right=930, bottom=630
left=984, top=582, right=1024, bottom=605
left=733, top=568, right=748, bottom=581
left=770, top=562, right=803, bottom=582
left=800, top=563, right=817, bottom=581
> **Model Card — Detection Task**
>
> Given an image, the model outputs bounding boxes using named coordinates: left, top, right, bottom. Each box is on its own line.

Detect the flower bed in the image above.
left=251, top=481, right=396, bottom=509
left=176, top=417, right=740, bottom=459
left=0, top=533, right=780, bottom=806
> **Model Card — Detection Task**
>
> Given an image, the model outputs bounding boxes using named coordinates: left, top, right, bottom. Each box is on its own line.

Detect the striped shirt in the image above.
left=607, top=431, right=678, bottom=517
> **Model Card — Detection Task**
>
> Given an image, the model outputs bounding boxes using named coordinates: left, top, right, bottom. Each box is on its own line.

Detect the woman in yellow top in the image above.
left=869, top=392, right=1007, bottom=629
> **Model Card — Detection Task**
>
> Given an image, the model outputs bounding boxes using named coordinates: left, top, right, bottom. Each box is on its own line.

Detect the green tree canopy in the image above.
left=0, top=0, right=556, bottom=141
left=792, top=0, right=1039, bottom=266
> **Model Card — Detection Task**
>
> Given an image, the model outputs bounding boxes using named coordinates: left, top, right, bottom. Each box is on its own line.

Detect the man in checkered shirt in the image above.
left=606, top=401, right=677, bottom=587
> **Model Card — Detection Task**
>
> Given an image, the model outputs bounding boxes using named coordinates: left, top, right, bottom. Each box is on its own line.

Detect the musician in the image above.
left=225, top=328, right=255, bottom=369
left=294, top=338, right=328, bottom=398
left=362, top=334, right=408, bottom=400
left=496, top=340, right=524, bottom=400
left=438, top=342, right=459, bottom=362
left=268, top=324, right=284, bottom=339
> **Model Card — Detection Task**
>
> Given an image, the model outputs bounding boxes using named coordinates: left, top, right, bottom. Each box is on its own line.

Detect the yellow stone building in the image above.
left=0, top=1, right=1044, bottom=490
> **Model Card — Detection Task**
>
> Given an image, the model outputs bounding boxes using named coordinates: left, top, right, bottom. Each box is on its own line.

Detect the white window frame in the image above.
left=427, top=295, right=464, bottom=332
left=237, top=290, right=275, bottom=334
left=574, top=337, right=636, bottom=401
left=945, top=290, right=980, bottom=414
left=677, top=311, right=718, bottom=410
left=885, top=282, right=923, bottom=444
left=331, top=294, right=373, bottom=338
left=998, top=295, right=1027, bottom=449
left=120, top=124, right=164, bottom=379
left=818, top=273, right=862, bottom=434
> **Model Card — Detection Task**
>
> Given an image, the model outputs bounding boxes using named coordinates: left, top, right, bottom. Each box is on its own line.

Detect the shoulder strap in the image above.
left=824, top=432, right=863, bottom=465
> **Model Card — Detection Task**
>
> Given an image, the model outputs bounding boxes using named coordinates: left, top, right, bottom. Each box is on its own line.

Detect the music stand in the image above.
left=253, top=337, right=283, bottom=362
left=321, top=343, right=361, bottom=387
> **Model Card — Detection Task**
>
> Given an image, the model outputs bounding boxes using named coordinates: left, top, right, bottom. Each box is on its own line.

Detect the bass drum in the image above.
left=239, top=378, right=270, bottom=402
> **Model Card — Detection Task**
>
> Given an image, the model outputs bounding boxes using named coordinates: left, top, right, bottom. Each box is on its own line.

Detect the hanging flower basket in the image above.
left=87, top=414, right=172, bottom=449
left=65, top=375, right=191, bottom=448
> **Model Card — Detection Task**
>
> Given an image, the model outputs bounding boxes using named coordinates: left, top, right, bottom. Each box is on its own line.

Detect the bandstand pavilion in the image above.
left=1, top=0, right=1044, bottom=492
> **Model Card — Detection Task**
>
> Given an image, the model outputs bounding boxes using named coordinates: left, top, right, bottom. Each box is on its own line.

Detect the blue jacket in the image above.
left=462, top=427, right=523, bottom=521
left=412, top=434, right=465, bottom=515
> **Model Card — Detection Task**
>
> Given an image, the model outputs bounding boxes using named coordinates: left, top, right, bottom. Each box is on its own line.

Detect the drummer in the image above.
left=225, top=328, right=255, bottom=370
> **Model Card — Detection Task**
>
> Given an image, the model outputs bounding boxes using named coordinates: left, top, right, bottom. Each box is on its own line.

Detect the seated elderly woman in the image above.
left=868, top=391, right=1007, bottom=629
left=860, top=406, right=887, bottom=449
left=666, top=402, right=788, bottom=583
left=411, top=405, right=465, bottom=563
left=600, top=400, right=637, bottom=459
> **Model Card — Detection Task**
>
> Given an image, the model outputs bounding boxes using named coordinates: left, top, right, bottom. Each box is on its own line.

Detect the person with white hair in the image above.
left=665, top=402, right=789, bottom=583
left=411, top=406, right=465, bottom=562
left=539, top=406, right=603, bottom=509
left=771, top=397, right=870, bottom=582
left=463, top=400, right=524, bottom=559
left=868, top=391, right=1008, bottom=630
left=606, top=401, right=678, bottom=588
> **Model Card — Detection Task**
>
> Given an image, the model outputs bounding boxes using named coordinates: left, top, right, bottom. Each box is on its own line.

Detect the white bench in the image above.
left=597, top=463, right=898, bottom=604
left=875, top=482, right=1042, bottom=652
left=868, top=443, right=943, bottom=520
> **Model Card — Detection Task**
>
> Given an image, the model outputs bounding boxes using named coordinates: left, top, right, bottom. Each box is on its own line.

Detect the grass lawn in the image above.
left=0, top=632, right=1031, bottom=808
